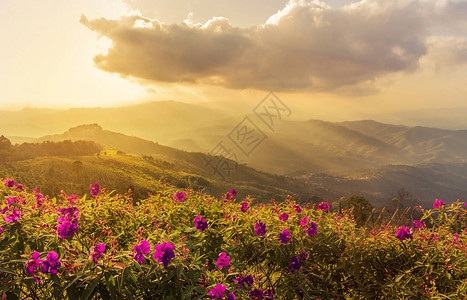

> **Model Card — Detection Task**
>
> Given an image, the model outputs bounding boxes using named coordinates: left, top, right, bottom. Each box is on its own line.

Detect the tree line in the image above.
left=0, top=136, right=101, bottom=161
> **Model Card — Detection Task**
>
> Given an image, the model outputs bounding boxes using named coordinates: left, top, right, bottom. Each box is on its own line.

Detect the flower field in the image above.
left=0, top=178, right=466, bottom=299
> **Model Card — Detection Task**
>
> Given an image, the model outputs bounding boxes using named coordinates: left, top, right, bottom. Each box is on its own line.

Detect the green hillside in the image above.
left=0, top=145, right=312, bottom=203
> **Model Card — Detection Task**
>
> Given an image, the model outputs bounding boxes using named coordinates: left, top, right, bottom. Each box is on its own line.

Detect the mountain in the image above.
left=0, top=101, right=236, bottom=145
left=339, top=120, right=467, bottom=164
left=369, top=106, right=467, bottom=130
left=3, top=101, right=467, bottom=208
left=2, top=124, right=316, bottom=202
left=293, top=162, right=467, bottom=208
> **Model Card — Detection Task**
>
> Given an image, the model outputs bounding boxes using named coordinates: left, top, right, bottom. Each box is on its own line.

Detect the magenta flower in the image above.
left=208, top=284, right=226, bottom=299
left=240, top=201, right=248, bottom=212
left=226, top=189, right=237, bottom=200
left=134, top=240, right=151, bottom=264
left=57, top=206, right=79, bottom=224
left=4, top=179, right=15, bottom=188
left=279, top=213, right=289, bottom=222
left=299, top=216, right=308, bottom=227
left=67, top=195, right=78, bottom=204
left=90, top=182, right=100, bottom=196
left=299, top=251, right=308, bottom=262
left=57, top=221, right=79, bottom=239
left=34, top=189, right=44, bottom=207
left=453, top=233, right=459, bottom=243
left=15, top=184, right=24, bottom=191
left=25, top=251, right=43, bottom=282
left=249, top=288, right=273, bottom=300
left=215, top=252, right=231, bottom=270
left=254, top=220, right=266, bottom=236
left=41, top=251, right=61, bottom=275
left=153, top=242, right=175, bottom=269
left=318, top=202, right=330, bottom=211
left=294, top=204, right=302, bottom=213
left=279, top=229, right=291, bottom=244
left=90, top=243, right=105, bottom=264
left=57, top=206, right=79, bottom=238
left=306, top=222, right=318, bottom=237
left=413, top=220, right=424, bottom=229
left=174, top=191, right=186, bottom=202
left=194, top=215, right=208, bottom=232
left=433, top=199, right=445, bottom=209
left=4, top=209, right=21, bottom=223
left=228, top=292, right=236, bottom=300
left=289, top=255, right=301, bottom=273
left=396, top=226, right=413, bottom=241
left=7, top=197, right=19, bottom=205
left=234, top=274, right=254, bottom=288
left=249, top=289, right=273, bottom=300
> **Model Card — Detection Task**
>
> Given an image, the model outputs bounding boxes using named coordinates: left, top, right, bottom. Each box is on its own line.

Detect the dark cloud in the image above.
left=81, top=0, right=467, bottom=93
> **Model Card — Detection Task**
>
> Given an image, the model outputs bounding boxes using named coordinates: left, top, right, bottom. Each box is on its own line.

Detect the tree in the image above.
left=0, top=135, right=12, bottom=161
left=386, top=188, right=422, bottom=225
left=388, top=188, right=419, bottom=211
left=346, top=195, right=373, bottom=226
left=0, top=135, right=12, bottom=150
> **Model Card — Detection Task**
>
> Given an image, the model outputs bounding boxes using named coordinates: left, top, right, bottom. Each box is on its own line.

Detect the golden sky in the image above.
left=1, top=0, right=467, bottom=117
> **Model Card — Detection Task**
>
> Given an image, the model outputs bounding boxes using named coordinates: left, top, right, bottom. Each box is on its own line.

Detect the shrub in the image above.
left=0, top=179, right=466, bottom=299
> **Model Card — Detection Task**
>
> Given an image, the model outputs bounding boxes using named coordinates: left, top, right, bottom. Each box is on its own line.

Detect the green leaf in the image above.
left=82, top=277, right=99, bottom=300
left=105, top=273, right=117, bottom=299
left=0, top=267, right=16, bottom=275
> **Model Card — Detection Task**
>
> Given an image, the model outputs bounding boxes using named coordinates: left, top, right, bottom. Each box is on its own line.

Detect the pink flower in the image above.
left=4, top=179, right=15, bottom=188
left=279, top=213, right=289, bottom=222
left=41, top=251, right=61, bottom=275
left=90, top=182, right=100, bottom=196
left=215, top=252, right=230, bottom=270
left=25, top=251, right=43, bottom=282
left=153, top=242, right=175, bottom=269
left=90, top=244, right=105, bottom=264
left=294, top=204, right=302, bottom=213
left=194, top=215, right=208, bottom=232
left=174, top=192, right=186, bottom=202
left=240, top=201, right=248, bottom=213
left=306, top=222, right=317, bottom=237
left=134, top=240, right=150, bottom=264
left=4, top=209, right=21, bottom=223
left=433, top=199, right=445, bottom=209
left=396, top=226, right=413, bottom=241
left=413, top=220, right=424, bottom=229
left=299, top=216, right=308, bottom=227
left=209, top=284, right=226, bottom=299
left=318, top=202, right=330, bottom=211
left=279, top=229, right=291, bottom=244
left=453, top=233, right=459, bottom=243
left=226, top=189, right=237, bottom=200
left=254, top=220, right=266, bottom=236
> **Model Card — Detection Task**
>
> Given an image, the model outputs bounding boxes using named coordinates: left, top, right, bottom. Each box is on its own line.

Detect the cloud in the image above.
left=81, top=0, right=467, bottom=93
left=423, top=35, right=467, bottom=71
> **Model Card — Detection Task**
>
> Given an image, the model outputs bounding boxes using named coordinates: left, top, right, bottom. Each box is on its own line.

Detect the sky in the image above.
left=1, top=0, right=467, bottom=119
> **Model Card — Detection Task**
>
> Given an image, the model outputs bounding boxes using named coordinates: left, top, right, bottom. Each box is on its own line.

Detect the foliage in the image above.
left=0, top=179, right=466, bottom=299
left=0, top=139, right=101, bottom=162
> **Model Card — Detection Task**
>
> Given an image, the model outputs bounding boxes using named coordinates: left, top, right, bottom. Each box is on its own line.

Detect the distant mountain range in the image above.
left=2, top=101, right=467, bottom=207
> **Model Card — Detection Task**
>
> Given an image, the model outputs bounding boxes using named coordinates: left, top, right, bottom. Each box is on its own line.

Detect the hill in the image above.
left=0, top=130, right=315, bottom=202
